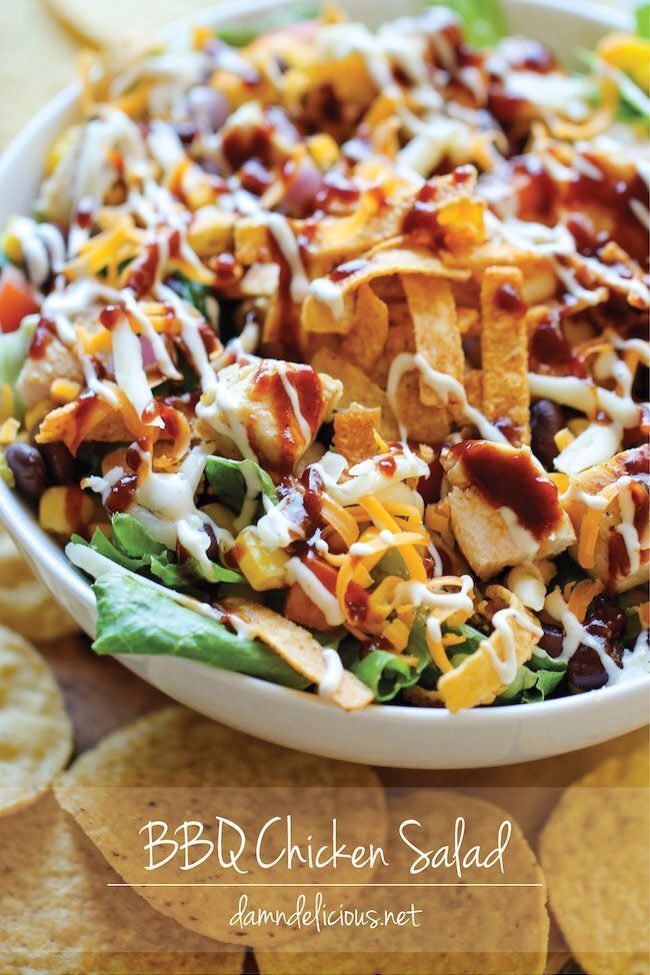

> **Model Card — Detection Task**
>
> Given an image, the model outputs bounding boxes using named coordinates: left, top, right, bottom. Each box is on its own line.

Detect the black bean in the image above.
left=462, top=335, right=482, bottom=370
left=584, top=594, right=627, bottom=642
left=4, top=442, right=48, bottom=499
left=538, top=621, right=564, bottom=658
left=39, top=441, right=76, bottom=485
left=530, top=398, right=565, bottom=469
left=567, top=645, right=608, bottom=692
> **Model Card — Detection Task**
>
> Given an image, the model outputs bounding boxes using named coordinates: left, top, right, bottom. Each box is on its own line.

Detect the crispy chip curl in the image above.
left=302, top=248, right=468, bottom=335
left=480, top=266, right=531, bottom=446
left=333, top=402, right=382, bottom=466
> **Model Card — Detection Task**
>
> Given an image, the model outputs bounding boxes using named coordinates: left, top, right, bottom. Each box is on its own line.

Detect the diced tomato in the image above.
left=0, top=266, right=39, bottom=333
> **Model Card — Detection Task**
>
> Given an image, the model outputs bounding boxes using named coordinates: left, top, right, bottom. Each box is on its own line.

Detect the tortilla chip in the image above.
left=437, top=600, right=540, bottom=712
left=393, top=368, right=451, bottom=442
left=256, top=789, right=549, bottom=973
left=222, top=597, right=373, bottom=710
left=386, top=727, right=649, bottom=844
left=36, top=398, right=131, bottom=453
left=0, top=528, right=78, bottom=640
left=344, top=283, right=389, bottom=372
left=44, top=0, right=218, bottom=45
left=0, top=793, right=242, bottom=974
left=480, top=266, right=530, bottom=446
left=56, top=707, right=387, bottom=948
left=403, top=274, right=463, bottom=407
left=540, top=743, right=650, bottom=975
left=333, top=403, right=382, bottom=466
left=311, top=348, right=399, bottom=439
left=0, top=627, right=72, bottom=816
left=302, top=248, right=468, bottom=335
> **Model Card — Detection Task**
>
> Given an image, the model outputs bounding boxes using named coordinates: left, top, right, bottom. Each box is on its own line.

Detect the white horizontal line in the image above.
left=107, top=882, right=543, bottom=888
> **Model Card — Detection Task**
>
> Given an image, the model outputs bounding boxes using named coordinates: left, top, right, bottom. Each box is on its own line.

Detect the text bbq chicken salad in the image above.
left=0, top=2, right=648, bottom=711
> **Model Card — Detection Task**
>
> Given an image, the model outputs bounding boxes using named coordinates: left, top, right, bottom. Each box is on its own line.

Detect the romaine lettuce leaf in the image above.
left=496, top=652, right=567, bottom=704
left=205, top=456, right=278, bottom=518
left=92, top=570, right=309, bottom=689
left=74, top=512, right=242, bottom=589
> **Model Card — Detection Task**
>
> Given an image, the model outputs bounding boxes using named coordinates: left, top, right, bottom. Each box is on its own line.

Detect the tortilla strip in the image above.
left=302, top=248, right=469, bottom=335
left=311, top=348, right=399, bottom=440
left=403, top=274, right=464, bottom=407
left=437, top=603, right=540, bottom=712
left=480, top=266, right=530, bottom=446
left=221, top=598, right=374, bottom=710
left=36, top=399, right=131, bottom=453
left=333, top=403, right=382, bottom=466
left=344, top=283, right=389, bottom=372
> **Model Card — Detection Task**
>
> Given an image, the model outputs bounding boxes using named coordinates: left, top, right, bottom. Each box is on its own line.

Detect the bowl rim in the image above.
left=0, top=0, right=646, bottom=734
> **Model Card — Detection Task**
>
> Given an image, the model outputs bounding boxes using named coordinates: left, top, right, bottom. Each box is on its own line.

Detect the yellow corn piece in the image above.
left=39, top=486, right=94, bottom=535
left=549, top=472, right=569, bottom=492
left=234, top=527, right=288, bottom=590
left=307, top=133, right=340, bottom=169
left=50, top=379, right=82, bottom=404
left=597, top=33, right=650, bottom=92
left=0, top=418, right=20, bottom=443
left=0, top=219, right=22, bottom=264
left=554, top=427, right=574, bottom=451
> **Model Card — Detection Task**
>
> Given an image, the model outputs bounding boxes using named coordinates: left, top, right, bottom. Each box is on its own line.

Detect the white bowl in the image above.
left=0, top=0, right=646, bottom=768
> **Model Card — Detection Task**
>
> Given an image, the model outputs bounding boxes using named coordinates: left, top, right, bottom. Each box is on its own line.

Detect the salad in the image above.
left=0, top=1, right=648, bottom=712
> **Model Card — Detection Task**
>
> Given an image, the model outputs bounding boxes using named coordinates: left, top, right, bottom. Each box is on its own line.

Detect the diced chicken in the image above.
left=563, top=444, right=649, bottom=592
left=16, top=338, right=83, bottom=408
left=441, top=440, right=575, bottom=579
left=197, top=359, right=342, bottom=473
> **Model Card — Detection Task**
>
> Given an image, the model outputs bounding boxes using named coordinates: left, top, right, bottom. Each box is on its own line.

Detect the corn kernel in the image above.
left=0, top=418, right=20, bottom=443
left=50, top=379, right=82, bottom=404
left=554, top=427, right=574, bottom=451
left=234, top=527, right=288, bottom=590
left=39, top=486, right=94, bottom=535
left=597, top=33, right=650, bottom=92
left=307, top=133, right=340, bottom=169
left=567, top=417, right=589, bottom=436
left=0, top=222, right=22, bottom=264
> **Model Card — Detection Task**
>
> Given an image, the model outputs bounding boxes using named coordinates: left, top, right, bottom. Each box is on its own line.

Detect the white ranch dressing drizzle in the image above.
left=196, top=367, right=257, bottom=462
left=285, top=557, right=345, bottom=626
left=276, top=361, right=312, bottom=446
left=156, top=281, right=217, bottom=390
left=544, top=586, right=620, bottom=681
left=396, top=575, right=475, bottom=647
left=65, top=541, right=255, bottom=639
left=261, top=212, right=310, bottom=303
left=318, top=648, right=345, bottom=701
left=528, top=373, right=640, bottom=428
left=386, top=352, right=508, bottom=443
left=110, top=311, right=154, bottom=418
left=309, top=446, right=428, bottom=508
left=615, top=476, right=642, bottom=575
left=480, top=605, right=542, bottom=685
left=554, top=422, right=622, bottom=476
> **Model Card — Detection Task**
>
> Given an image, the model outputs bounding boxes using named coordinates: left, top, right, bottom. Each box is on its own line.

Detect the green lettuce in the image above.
left=215, top=4, right=318, bottom=47
left=74, top=512, right=242, bottom=588
left=496, top=652, right=567, bottom=704
left=92, top=570, right=309, bottom=689
left=0, top=316, right=36, bottom=416
left=204, top=456, right=277, bottom=520
left=428, top=0, right=507, bottom=47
